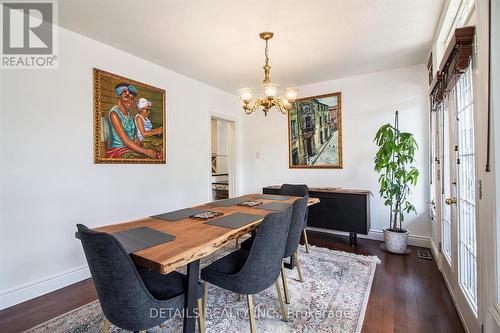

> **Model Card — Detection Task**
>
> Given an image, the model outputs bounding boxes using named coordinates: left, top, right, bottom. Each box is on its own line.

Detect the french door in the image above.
left=439, top=66, right=481, bottom=333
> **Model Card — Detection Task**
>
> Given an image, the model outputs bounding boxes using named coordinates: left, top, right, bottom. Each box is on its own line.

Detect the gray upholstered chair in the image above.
left=279, top=184, right=310, bottom=253
left=241, top=195, right=309, bottom=304
left=77, top=224, right=205, bottom=333
left=279, top=184, right=309, bottom=197
left=201, top=208, right=293, bottom=332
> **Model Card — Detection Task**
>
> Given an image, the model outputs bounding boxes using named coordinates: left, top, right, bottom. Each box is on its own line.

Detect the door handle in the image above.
left=445, top=197, right=457, bottom=205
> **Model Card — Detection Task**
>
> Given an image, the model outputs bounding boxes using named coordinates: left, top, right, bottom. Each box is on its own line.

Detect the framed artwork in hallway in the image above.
left=288, top=92, right=343, bottom=168
left=93, top=68, right=166, bottom=164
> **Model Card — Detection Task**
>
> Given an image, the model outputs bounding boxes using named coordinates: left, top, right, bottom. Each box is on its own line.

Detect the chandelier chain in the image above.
left=264, top=39, right=269, bottom=67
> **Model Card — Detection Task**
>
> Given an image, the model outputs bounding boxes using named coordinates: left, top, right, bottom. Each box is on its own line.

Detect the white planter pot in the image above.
left=383, top=229, right=409, bottom=254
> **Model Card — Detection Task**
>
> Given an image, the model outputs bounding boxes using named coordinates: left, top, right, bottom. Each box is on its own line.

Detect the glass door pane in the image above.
left=441, top=96, right=452, bottom=262
left=455, top=66, right=478, bottom=312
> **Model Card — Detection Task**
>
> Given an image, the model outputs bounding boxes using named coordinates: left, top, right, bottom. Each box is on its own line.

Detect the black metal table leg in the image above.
left=183, top=259, right=200, bottom=333
left=349, top=232, right=358, bottom=247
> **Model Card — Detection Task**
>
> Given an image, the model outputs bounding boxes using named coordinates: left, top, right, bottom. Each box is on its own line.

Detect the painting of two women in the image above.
left=94, top=68, right=166, bottom=164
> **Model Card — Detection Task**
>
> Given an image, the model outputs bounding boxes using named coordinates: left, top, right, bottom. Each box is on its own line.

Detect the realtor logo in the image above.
left=1, top=0, right=58, bottom=69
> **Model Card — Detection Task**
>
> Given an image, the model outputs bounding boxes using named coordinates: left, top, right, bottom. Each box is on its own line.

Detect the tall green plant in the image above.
left=374, top=113, right=419, bottom=231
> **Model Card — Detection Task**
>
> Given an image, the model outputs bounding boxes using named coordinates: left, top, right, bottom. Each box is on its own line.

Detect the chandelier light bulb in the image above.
left=285, top=87, right=299, bottom=102
left=238, top=88, right=254, bottom=102
left=280, top=96, right=292, bottom=108
left=263, top=82, right=279, bottom=97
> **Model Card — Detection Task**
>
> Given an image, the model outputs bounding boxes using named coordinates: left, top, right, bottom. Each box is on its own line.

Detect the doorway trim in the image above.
left=208, top=112, right=237, bottom=200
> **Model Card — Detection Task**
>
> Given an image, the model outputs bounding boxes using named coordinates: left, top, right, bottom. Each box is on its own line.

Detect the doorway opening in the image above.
left=210, top=117, right=235, bottom=200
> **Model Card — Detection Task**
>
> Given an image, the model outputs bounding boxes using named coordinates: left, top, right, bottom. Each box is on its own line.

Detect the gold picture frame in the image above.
left=288, top=92, right=343, bottom=169
left=93, top=68, right=166, bottom=164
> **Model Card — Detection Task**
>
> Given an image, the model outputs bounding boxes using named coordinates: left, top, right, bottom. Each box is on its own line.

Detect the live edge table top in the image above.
left=94, top=194, right=320, bottom=275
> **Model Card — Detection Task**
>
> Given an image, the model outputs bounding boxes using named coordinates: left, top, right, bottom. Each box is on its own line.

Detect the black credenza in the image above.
left=263, top=185, right=371, bottom=246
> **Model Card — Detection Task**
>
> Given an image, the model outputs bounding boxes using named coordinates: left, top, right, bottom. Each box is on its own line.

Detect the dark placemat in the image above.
left=255, top=202, right=292, bottom=211
left=254, top=194, right=290, bottom=201
left=152, top=208, right=207, bottom=221
left=112, top=227, right=175, bottom=253
left=204, top=212, right=264, bottom=229
left=207, top=197, right=250, bottom=207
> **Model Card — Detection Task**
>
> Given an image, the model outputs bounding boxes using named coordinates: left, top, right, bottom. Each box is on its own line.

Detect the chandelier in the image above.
left=239, top=32, right=298, bottom=116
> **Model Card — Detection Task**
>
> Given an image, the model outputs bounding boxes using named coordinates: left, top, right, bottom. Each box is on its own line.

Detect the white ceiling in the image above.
left=59, top=0, right=444, bottom=94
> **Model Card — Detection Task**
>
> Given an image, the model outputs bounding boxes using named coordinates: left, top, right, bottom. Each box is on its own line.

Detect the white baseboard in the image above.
left=430, top=238, right=441, bottom=270
left=0, top=265, right=90, bottom=310
left=427, top=239, right=473, bottom=333
left=306, top=227, right=432, bottom=248
left=439, top=266, right=471, bottom=333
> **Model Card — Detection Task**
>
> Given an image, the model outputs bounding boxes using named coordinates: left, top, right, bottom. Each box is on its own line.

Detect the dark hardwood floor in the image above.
left=0, top=231, right=464, bottom=333
left=306, top=231, right=464, bottom=333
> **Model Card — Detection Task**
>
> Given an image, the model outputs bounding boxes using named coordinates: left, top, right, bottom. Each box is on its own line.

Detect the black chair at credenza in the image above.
left=278, top=184, right=310, bottom=253
left=263, top=185, right=371, bottom=247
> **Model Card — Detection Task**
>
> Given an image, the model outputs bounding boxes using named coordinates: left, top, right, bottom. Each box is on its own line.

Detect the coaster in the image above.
left=190, top=211, right=224, bottom=220
left=238, top=201, right=263, bottom=207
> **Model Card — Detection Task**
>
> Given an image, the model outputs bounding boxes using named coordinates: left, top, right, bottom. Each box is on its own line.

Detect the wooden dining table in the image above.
left=93, top=194, right=320, bottom=333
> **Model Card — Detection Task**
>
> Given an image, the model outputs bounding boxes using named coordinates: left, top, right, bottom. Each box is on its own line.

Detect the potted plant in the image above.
left=374, top=111, right=419, bottom=254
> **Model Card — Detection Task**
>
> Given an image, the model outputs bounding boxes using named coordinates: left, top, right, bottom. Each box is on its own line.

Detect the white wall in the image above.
left=0, top=27, right=241, bottom=309
left=240, top=64, right=431, bottom=238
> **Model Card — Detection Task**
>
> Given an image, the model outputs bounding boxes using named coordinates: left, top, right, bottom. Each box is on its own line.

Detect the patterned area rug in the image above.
left=25, top=245, right=379, bottom=333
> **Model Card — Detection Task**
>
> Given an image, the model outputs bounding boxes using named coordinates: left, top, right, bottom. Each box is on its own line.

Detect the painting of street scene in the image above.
left=94, top=68, right=166, bottom=164
left=288, top=92, right=342, bottom=168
